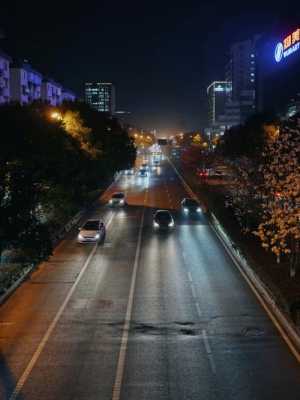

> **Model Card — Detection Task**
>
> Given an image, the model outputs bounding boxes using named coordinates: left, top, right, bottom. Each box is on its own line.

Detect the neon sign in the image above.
left=274, top=28, right=300, bottom=63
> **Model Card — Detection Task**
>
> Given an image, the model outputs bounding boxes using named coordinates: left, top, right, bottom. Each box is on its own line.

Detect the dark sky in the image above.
left=0, top=1, right=298, bottom=131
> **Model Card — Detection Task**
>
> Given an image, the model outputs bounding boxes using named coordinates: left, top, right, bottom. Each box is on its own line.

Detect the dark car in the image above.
left=139, top=168, right=148, bottom=177
left=181, top=198, right=202, bottom=215
left=153, top=210, right=174, bottom=230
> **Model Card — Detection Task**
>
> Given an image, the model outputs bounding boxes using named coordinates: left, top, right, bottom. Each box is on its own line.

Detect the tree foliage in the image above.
left=254, top=117, right=300, bottom=263
left=0, top=102, right=136, bottom=263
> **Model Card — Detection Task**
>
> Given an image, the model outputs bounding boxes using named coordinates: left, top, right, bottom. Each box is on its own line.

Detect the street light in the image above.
left=51, top=111, right=62, bottom=121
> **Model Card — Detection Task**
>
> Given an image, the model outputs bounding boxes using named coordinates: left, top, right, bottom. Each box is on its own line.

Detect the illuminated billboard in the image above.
left=275, top=28, right=300, bottom=63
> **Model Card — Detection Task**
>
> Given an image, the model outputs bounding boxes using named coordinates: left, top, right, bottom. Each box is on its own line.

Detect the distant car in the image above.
left=181, top=198, right=202, bottom=214
left=109, top=192, right=126, bottom=206
left=153, top=210, right=174, bottom=230
left=124, top=169, right=134, bottom=175
left=77, top=219, right=105, bottom=243
left=141, top=162, right=149, bottom=170
left=139, top=168, right=148, bottom=177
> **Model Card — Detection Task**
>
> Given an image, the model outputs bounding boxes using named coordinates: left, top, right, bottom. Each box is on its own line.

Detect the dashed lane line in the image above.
left=112, top=194, right=147, bottom=400
left=202, top=329, right=217, bottom=374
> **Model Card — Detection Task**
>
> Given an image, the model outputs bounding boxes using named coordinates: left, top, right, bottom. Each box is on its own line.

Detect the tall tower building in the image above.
left=85, top=82, right=115, bottom=114
left=225, top=36, right=260, bottom=122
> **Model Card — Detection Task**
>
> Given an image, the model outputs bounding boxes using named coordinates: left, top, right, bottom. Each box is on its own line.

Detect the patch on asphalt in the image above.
left=242, top=326, right=265, bottom=337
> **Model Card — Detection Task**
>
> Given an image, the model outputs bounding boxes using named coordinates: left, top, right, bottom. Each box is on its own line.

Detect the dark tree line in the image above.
left=0, top=102, right=136, bottom=263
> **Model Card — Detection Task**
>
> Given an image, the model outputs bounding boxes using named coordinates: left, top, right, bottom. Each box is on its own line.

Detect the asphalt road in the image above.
left=0, top=153, right=299, bottom=400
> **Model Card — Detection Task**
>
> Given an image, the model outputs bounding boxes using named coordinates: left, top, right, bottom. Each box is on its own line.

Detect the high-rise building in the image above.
left=207, top=81, right=232, bottom=133
left=85, top=82, right=115, bottom=114
left=225, top=36, right=260, bottom=122
left=0, top=50, right=12, bottom=105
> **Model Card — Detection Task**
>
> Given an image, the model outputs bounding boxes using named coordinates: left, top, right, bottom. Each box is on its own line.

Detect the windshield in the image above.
left=184, top=199, right=198, bottom=207
left=155, top=212, right=171, bottom=222
left=82, top=221, right=99, bottom=230
left=112, top=193, right=124, bottom=199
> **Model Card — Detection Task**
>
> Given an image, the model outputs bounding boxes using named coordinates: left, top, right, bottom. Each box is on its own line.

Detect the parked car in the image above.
left=77, top=219, right=105, bottom=243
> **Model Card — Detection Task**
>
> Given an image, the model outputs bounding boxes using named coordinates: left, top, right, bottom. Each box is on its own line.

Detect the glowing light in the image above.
left=51, top=111, right=62, bottom=120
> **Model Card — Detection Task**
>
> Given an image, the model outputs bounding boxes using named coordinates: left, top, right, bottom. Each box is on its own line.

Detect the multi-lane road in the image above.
left=0, top=153, right=299, bottom=400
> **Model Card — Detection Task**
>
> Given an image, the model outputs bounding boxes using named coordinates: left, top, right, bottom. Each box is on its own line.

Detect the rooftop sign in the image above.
left=275, top=28, right=300, bottom=63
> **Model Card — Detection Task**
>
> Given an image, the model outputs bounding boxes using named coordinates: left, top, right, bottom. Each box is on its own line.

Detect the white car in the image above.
left=77, top=219, right=106, bottom=243
left=124, top=169, right=134, bottom=176
left=109, top=192, right=126, bottom=206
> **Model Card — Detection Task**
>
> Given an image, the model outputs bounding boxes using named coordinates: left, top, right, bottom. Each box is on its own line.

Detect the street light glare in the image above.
left=51, top=111, right=62, bottom=121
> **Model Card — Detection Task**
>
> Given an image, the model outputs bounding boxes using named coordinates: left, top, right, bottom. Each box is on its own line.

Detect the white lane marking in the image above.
left=195, top=302, right=203, bottom=317
left=112, top=203, right=146, bottom=400
left=9, top=213, right=115, bottom=400
left=191, top=284, right=197, bottom=300
left=202, top=329, right=217, bottom=374
left=187, top=271, right=193, bottom=283
left=167, top=156, right=300, bottom=364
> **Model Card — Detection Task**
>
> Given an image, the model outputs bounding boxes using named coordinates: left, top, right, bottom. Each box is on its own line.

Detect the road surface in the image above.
left=0, top=154, right=299, bottom=400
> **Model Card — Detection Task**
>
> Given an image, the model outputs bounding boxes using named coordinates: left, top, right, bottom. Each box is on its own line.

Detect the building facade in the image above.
left=207, top=81, right=232, bottom=133
left=0, top=50, right=11, bottom=105
left=10, top=61, right=43, bottom=105
left=85, top=82, right=115, bottom=114
left=257, top=24, right=300, bottom=118
left=225, top=36, right=260, bottom=122
left=41, top=78, right=62, bottom=106
left=62, top=88, right=76, bottom=102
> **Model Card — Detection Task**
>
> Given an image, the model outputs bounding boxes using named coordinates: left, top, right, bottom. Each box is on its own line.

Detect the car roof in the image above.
left=112, top=192, right=125, bottom=197
left=155, top=209, right=171, bottom=215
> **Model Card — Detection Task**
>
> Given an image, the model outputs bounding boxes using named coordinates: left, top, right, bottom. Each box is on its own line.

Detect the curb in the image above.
left=210, top=212, right=300, bottom=361
left=0, top=265, right=33, bottom=306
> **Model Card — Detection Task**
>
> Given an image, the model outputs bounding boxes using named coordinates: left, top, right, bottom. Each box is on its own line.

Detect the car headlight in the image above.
left=95, top=233, right=100, bottom=239
left=109, top=199, right=113, bottom=204
left=168, top=221, right=174, bottom=227
left=183, top=208, right=189, bottom=213
left=153, top=222, right=159, bottom=227
left=78, top=233, right=84, bottom=240
left=120, top=199, right=124, bottom=204
left=197, top=207, right=202, bottom=213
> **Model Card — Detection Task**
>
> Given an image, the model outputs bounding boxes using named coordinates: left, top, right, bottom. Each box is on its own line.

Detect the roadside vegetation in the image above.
left=0, top=101, right=136, bottom=272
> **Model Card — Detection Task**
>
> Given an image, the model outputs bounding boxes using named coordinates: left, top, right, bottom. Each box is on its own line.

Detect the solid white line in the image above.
left=187, top=271, right=193, bottom=282
left=202, top=329, right=217, bottom=374
left=9, top=213, right=115, bottom=400
left=167, top=155, right=300, bottom=363
left=112, top=204, right=146, bottom=400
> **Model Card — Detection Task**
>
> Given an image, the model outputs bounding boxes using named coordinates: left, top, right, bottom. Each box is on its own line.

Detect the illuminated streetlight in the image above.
left=51, top=111, right=62, bottom=121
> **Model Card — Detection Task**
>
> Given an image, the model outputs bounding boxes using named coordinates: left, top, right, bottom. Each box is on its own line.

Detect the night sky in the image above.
left=0, top=1, right=298, bottom=131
